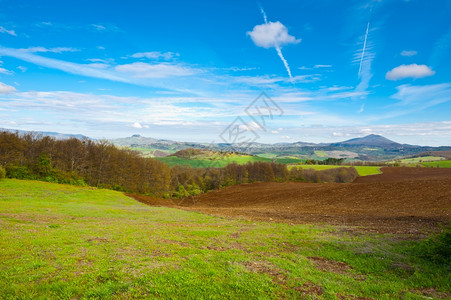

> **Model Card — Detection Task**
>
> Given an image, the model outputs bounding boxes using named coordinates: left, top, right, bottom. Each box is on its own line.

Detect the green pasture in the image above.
left=0, top=179, right=449, bottom=299
left=289, top=165, right=381, bottom=176
left=1, top=179, right=449, bottom=299
left=156, top=155, right=272, bottom=168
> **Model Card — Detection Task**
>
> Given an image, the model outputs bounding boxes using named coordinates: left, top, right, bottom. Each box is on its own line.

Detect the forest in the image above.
left=0, top=131, right=359, bottom=197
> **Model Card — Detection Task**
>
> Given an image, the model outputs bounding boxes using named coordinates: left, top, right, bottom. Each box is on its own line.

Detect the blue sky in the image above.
left=0, top=0, right=450, bottom=146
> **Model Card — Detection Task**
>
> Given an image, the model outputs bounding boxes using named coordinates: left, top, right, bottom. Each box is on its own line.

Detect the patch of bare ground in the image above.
left=308, top=256, right=352, bottom=274
left=241, top=261, right=287, bottom=284
left=336, top=294, right=374, bottom=300
left=411, top=287, right=450, bottom=299
left=294, top=281, right=323, bottom=297
left=127, top=167, right=451, bottom=235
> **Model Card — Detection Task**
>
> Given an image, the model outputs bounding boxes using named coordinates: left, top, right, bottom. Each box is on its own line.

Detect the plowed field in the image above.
left=129, top=167, right=451, bottom=234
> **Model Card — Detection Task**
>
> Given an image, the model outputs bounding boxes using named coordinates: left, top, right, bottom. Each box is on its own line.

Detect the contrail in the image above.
left=259, top=3, right=268, bottom=24
left=258, top=4, right=294, bottom=80
left=358, top=21, right=370, bottom=77
left=275, top=46, right=293, bottom=78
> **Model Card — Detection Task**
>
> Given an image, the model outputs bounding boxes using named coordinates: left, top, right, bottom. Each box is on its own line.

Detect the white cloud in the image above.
left=358, top=103, right=364, bottom=113
left=17, top=66, right=27, bottom=72
left=131, top=51, right=179, bottom=60
left=0, top=82, right=16, bottom=94
left=0, top=68, right=13, bottom=75
left=90, top=24, right=121, bottom=32
left=238, top=121, right=261, bottom=131
left=391, top=83, right=451, bottom=105
left=386, top=64, right=435, bottom=80
left=19, top=47, right=79, bottom=53
left=400, top=50, right=417, bottom=57
left=0, top=26, right=16, bottom=36
left=314, top=64, right=332, bottom=68
left=115, top=62, right=197, bottom=78
left=86, top=58, right=113, bottom=64
left=91, top=24, right=106, bottom=31
left=247, top=21, right=300, bottom=49
left=132, top=122, right=148, bottom=129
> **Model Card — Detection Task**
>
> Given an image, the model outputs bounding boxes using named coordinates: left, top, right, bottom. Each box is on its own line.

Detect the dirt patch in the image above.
left=86, top=237, right=109, bottom=243
left=308, top=256, right=352, bottom=274
left=127, top=168, right=451, bottom=235
left=412, top=287, right=450, bottom=299
left=294, top=281, right=323, bottom=297
left=242, top=261, right=287, bottom=284
left=337, top=294, right=374, bottom=300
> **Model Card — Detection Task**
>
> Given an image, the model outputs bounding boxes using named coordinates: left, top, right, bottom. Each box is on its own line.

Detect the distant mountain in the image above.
left=4, top=128, right=450, bottom=162
left=110, top=134, right=161, bottom=146
left=110, top=134, right=451, bottom=162
left=331, top=134, right=402, bottom=147
left=0, top=128, right=89, bottom=140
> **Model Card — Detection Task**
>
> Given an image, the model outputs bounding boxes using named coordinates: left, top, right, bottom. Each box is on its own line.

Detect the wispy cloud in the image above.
left=130, top=51, right=179, bottom=60
left=0, top=46, right=202, bottom=92
left=386, top=64, right=435, bottom=80
left=0, top=82, right=16, bottom=94
left=0, top=68, right=13, bottom=75
left=353, top=21, right=377, bottom=98
left=358, top=21, right=370, bottom=77
left=429, top=27, right=451, bottom=65
left=313, top=64, right=332, bottom=69
left=0, top=46, right=132, bottom=83
left=401, top=50, right=417, bottom=57
left=18, top=47, right=79, bottom=53
left=391, top=83, right=451, bottom=106
left=368, top=83, right=451, bottom=121
left=115, top=62, right=198, bottom=78
left=0, top=26, right=16, bottom=36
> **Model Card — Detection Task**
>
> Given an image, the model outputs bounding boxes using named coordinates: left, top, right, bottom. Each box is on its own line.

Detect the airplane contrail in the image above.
left=358, top=21, right=370, bottom=77
left=258, top=4, right=294, bottom=80
left=259, top=4, right=268, bottom=24
left=275, top=46, right=293, bottom=78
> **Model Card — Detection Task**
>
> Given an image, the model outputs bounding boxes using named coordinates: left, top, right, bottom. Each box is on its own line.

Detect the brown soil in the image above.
left=127, top=167, right=451, bottom=235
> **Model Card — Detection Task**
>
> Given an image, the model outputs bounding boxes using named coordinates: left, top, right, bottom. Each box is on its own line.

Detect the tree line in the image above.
left=0, top=131, right=359, bottom=197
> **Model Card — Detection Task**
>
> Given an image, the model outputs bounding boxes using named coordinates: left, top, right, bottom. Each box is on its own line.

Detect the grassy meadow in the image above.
left=421, top=160, right=451, bottom=168
left=288, top=165, right=381, bottom=176
left=1, top=179, right=449, bottom=299
left=156, top=155, right=272, bottom=168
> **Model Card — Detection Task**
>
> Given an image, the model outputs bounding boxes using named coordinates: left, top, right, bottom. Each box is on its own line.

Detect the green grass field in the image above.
left=421, top=160, right=451, bottom=168
left=156, top=155, right=272, bottom=168
left=129, top=147, right=173, bottom=158
left=289, top=165, right=381, bottom=176
left=1, top=179, right=449, bottom=299
left=314, top=150, right=328, bottom=157
left=391, top=156, right=446, bottom=165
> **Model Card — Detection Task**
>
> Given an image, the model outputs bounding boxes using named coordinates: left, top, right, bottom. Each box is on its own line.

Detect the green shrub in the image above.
left=415, top=222, right=451, bottom=265
left=6, top=165, right=36, bottom=180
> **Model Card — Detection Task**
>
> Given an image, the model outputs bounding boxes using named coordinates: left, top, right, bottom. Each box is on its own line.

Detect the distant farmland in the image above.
left=289, top=165, right=381, bottom=176
left=156, top=155, right=272, bottom=168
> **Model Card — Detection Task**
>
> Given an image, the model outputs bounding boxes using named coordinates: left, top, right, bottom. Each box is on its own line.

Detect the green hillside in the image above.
left=0, top=179, right=449, bottom=299
left=421, top=160, right=451, bottom=168
left=156, top=148, right=272, bottom=167
left=289, top=165, right=381, bottom=176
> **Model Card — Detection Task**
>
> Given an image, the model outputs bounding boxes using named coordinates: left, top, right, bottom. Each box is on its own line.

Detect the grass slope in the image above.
left=156, top=155, right=272, bottom=168
left=289, top=165, right=381, bottom=176
left=421, top=160, right=451, bottom=168
left=1, top=179, right=449, bottom=299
